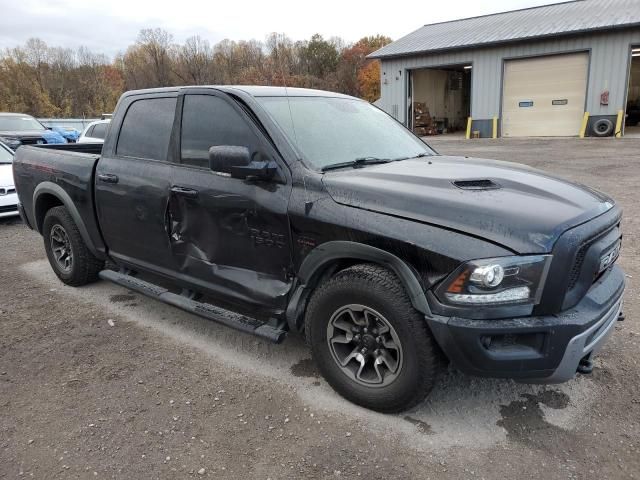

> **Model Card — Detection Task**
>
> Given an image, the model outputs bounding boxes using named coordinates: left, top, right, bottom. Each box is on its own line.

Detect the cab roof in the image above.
left=123, top=85, right=354, bottom=99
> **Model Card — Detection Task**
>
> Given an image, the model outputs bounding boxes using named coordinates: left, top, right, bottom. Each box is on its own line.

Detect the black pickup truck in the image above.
left=13, top=86, right=625, bottom=412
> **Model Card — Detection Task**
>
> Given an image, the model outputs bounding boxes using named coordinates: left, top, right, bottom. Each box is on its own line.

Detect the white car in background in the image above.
left=0, top=141, right=18, bottom=218
left=78, top=119, right=110, bottom=143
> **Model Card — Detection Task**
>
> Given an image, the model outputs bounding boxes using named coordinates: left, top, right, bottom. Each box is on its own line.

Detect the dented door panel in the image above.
left=167, top=166, right=293, bottom=312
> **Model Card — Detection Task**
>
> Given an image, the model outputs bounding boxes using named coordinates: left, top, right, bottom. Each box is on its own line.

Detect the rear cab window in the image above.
left=116, top=97, right=177, bottom=161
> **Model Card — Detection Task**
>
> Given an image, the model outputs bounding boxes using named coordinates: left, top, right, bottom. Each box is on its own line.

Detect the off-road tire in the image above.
left=43, top=206, right=104, bottom=286
left=306, top=264, right=441, bottom=412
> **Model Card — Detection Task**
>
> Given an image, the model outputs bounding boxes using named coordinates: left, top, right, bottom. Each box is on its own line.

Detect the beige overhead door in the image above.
left=502, top=53, right=589, bottom=137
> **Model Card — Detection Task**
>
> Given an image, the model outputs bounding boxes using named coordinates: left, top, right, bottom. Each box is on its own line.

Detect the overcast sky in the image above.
left=0, top=0, right=554, bottom=57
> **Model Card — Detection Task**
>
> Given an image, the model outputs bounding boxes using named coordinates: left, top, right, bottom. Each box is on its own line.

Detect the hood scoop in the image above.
left=452, top=179, right=501, bottom=190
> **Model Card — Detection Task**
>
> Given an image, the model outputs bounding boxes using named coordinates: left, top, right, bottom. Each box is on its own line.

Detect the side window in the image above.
left=85, top=125, right=95, bottom=137
left=92, top=122, right=108, bottom=139
left=180, top=95, right=260, bottom=168
left=117, top=97, right=177, bottom=160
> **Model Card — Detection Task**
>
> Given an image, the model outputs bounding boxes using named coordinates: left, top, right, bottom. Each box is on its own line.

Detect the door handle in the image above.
left=170, top=186, right=199, bottom=198
left=97, top=173, right=119, bottom=184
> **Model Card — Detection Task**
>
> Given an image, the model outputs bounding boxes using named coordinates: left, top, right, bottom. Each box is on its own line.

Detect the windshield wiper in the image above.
left=393, top=152, right=432, bottom=161
left=321, top=157, right=391, bottom=172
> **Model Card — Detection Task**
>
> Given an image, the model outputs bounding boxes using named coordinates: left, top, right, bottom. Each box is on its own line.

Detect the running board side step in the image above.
left=99, top=270, right=287, bottom=343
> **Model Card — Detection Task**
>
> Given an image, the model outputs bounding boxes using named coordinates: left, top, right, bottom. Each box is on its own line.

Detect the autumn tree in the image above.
left=175, top=36, right=213, bottom=84
left=0, top=38, right=124, bottom=117
left=336, top=35, right=392, bottom=100
left=0, top=32, right=393, bottom=118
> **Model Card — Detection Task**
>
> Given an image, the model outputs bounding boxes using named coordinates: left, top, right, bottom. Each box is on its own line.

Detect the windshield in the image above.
left=257, top=96, right=434, bottom=170
left=0, top=145, right=13, bottom=164
left=0, top=116, right=45, bottom=131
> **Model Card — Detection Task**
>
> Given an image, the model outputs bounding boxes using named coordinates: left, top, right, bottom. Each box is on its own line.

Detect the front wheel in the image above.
left=43, top=206, right=104, bottom=286
left=306, top=264, right=442, bottom=412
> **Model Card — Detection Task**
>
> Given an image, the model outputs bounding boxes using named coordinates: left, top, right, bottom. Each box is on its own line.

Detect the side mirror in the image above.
left=208, top=145, right=276, bottom=180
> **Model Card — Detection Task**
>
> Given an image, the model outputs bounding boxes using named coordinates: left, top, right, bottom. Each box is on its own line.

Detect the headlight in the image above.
left=435, top=255, right=552, bottom=306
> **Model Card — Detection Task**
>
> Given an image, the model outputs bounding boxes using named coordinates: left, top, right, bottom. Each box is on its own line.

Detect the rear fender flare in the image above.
left=287, top=241, right=431, bottom=332
left=33, top=182, right=101, bottom=257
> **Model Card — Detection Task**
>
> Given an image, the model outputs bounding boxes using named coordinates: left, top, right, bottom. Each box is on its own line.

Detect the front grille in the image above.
left=0, top=187, right=16, bottom=196
left=567, top=220, right=619, bottom=290
left=568, top=244, right=589, bottom=290
left=0, top=205, right=18, bottom=213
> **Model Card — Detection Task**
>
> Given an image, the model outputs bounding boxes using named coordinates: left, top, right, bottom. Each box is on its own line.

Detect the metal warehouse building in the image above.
left=370, top=0, right=640, bottom=138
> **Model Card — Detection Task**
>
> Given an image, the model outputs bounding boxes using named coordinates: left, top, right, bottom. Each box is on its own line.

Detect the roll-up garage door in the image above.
left=502, top=53, right=589, bottom=137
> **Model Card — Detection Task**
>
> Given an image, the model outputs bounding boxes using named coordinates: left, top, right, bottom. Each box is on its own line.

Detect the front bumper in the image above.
left=427, top=265, right=625, bottom=383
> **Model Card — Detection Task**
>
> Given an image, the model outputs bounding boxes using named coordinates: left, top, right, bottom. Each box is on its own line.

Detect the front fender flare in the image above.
left=287, top=241, right=431, bottom=332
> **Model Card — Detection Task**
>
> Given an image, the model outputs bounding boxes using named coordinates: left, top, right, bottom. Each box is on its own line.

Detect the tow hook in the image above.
left=577, top=357, right=594, bottom=375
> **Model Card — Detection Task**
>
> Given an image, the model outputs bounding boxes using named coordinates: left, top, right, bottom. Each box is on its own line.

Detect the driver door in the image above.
left=167, top=90, right=293, bottom=315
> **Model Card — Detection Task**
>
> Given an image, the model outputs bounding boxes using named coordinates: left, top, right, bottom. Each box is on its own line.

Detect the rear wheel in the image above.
left=306, top=264, right=442, bottom=412
left=43, top=206, right=104, bottom=286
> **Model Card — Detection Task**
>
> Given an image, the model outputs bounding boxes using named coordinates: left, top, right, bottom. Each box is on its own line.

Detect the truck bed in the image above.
left=13, top=145, right=106, bottom=256
left=32, top=143, right=103, bottom=155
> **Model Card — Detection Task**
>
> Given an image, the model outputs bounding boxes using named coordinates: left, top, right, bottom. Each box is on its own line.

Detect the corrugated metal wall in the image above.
left=379, top=29, right=640, bottom=127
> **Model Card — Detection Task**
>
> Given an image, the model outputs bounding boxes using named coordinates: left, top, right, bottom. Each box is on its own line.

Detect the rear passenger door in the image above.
left=95, top=93, right=179, bottom=273
left=168, top=90, right=293, bottom=314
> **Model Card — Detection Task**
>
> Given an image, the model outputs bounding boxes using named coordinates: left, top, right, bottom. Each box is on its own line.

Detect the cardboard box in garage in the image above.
left=414, top=113, right=432, bottom=127
left=414, top=126, right=437, bottom=136
left=413, top=102, right=428, bottom=114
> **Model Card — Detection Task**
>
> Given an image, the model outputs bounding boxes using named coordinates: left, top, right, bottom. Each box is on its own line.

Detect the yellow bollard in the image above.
left=579, top=112, right=589, bottom=138
left=615, top=110, right=623, bottom=138
left=466, top=117, right=472, bottom=140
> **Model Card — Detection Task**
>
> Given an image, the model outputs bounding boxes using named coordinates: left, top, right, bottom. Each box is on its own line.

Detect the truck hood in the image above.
left=322, top=156, right=614, bottom=253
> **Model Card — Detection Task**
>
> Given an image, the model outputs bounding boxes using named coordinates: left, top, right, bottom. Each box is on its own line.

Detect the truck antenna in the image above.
left=275, top=41, right=299, bottom=147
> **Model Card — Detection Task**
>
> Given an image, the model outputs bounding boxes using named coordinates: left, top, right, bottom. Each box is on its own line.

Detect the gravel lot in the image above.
left=1, top=137, right=639, bottom=479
